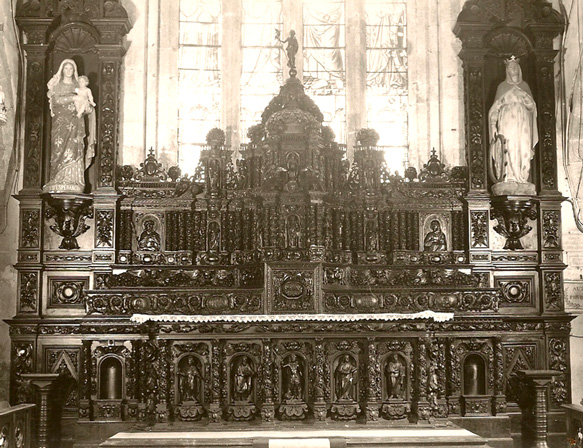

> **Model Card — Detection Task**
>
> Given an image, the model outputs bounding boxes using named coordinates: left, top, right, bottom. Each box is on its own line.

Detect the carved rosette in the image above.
left=49, top=278, right=88, bottom=307
left=496, top=278, right=533, bottom=307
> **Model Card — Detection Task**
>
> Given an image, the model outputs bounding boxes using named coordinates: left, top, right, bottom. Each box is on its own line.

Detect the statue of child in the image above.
left=74, top=75, right=96, bottom=118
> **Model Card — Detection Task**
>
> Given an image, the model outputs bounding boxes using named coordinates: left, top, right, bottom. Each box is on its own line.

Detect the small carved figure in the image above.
left=428, top=365, right=439, bottom=408
left=366, top=221, right=378, bottom=252
left=178, top=357, right=201, bottom=403
left=208, top=159, right=221, bottom=193
left=233, top=356, right=254, bottom=402
left=424, top=220, right=447, bottom=252
left=137, top=219, right=161, bottom=251
left=335, top=355, right=357, bottom=401
left=286, top=215, right=301, bottom=248
left=44, top=59, right=96, bottom=193
left=275, top=29, right=298, bottom=70
left=74, top=75, right=96, bottom=118
left=386, top=354, right=405, bottom=399
left=577, top=427, right=583, bottom=448
left=283, top=354, right=303, bottom=401
left=208, top=221, right=220, bottom=251
left=488, top=57, right=537, bottom=194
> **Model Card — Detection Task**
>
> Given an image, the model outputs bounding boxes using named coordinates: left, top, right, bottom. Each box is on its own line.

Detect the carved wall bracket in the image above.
left=490, top=197, right=537, bottom=250
left=43, top=193, right=93, bottom=250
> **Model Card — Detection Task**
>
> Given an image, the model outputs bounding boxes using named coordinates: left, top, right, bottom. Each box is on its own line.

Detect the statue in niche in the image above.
left=286, top=215, right=301, bottom=248
left=386, top=354, right=406, bottom=400
left=335, top=355, right=357, bottom=401
left=284, top=158, right=300, bottom=192
left=233, top=356, right=254, bottom=402
left=488, top=57, right=538, bottom=196
left=137, top=218, right=161, bottom=251
left=424, top=220, right=447, bottom=252
left=178, top=356, right=201, bottom=403
left=207, top=221, right=220, bottom=251
left=275, top=29, right=298, bottom=70
left=366, top=221, right=378, bottom=252
left=43, top=59, right=96, bottom=193
left=283, top=354, right=303, bottom=401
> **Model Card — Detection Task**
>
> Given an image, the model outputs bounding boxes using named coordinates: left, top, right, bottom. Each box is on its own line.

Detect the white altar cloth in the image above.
left=130, top=311, right=454, bottom=324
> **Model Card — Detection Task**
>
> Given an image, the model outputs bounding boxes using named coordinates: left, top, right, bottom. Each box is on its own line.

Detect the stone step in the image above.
left=99, top=425, right=491, bottom=448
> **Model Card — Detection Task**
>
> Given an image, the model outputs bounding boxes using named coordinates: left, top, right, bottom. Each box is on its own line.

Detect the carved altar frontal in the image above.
left=9, top=0, right=571, bottom=444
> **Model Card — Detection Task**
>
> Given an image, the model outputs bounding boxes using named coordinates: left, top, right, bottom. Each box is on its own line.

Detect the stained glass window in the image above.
left=303, top=0, right=346, bottom=143
left=365, top=0, right=408, bottom=172
left=241, top=0, right=283, bottom=143
left=178, top=0, right=222, bottom=172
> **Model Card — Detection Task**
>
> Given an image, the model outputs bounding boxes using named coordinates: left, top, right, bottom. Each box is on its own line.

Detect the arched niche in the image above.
left=463, top=353, right=487, bottom=396
left=454, top=0, right=564, bottom=194
left=16, top=0, right=132, bottom=192
left=98, top=356, right=123, bottom=400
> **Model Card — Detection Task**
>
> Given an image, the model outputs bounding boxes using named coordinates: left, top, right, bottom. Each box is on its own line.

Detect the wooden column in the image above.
left=518, top=370, right=562, bottom=448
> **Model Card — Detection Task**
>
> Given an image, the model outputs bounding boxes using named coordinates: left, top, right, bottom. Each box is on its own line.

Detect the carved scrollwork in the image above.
left=19, top=272, right=38, bottom=312
left=542, top=210, right=560, bottom=248
left=21, top=210, right=40, bottom=248
left=96, top=210, right=114, bottom=247
left=85, top=291, right=262, bottom=316
left=471, top=211, right=488, bottom=248
left=543, top=272, right=563, bottom=311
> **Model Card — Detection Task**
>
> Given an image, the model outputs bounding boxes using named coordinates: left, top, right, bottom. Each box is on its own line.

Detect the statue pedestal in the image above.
left=175, top=401, right=204, bottom=422
left=279, top=400, right=308, bottom=420
left=492, top=181, right=536, bottom=196
left=381, top=400, right=410, bottom=420
left=228, top=401, right=256, bottom=421
left=42, top=192, right=93, bottom=250
left=330, top=400, right=360, bottom=421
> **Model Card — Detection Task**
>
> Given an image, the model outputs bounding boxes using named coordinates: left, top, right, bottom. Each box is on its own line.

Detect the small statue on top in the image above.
left=275, top=29, right=298, bottom=73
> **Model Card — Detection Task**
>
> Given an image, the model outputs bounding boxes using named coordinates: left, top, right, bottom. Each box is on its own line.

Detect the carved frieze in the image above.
left=324, top=290, right=499, bottom=313
left=85, top=291, right=262, bottom=316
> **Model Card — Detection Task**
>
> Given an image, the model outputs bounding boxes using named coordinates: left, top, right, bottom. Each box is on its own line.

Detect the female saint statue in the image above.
left=43, top=59, right=96, bottom=193
left=488, top=57, right=538, bottom=196
left=423, top=220, right=447, bottom=252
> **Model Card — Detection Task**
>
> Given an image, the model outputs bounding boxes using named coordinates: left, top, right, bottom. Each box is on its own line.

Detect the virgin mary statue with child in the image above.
left=43, top=59, right=96, bottom=193
left=488, top=57, right=538, bottom=196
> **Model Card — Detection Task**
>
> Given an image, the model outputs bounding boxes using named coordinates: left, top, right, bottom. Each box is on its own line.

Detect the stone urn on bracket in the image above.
left=42, top=193, right=93, bottom=250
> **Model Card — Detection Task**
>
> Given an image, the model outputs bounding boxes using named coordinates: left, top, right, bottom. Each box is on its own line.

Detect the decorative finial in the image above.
left=275, top=29, right=298, bottom=77
left=148, top=147, right=155, bottom=157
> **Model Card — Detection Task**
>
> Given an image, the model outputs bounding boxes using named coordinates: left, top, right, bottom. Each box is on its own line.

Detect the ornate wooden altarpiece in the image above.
left=8, top=0, right=571, bottom=443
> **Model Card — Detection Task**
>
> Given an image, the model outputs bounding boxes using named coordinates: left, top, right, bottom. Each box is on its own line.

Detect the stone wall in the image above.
left=0, top=0, right=23, bottom=401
